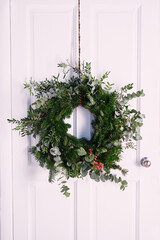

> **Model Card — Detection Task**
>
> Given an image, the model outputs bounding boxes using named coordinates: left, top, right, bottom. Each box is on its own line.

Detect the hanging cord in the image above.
left=78, top=0, right=81, bottom=105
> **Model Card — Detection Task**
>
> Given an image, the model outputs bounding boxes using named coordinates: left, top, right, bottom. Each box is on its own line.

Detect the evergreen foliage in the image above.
left=8, top=61, right=145, bottom=197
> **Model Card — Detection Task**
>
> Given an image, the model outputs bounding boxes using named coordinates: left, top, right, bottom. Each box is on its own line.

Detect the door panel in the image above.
left=11, top=1, right=76, bottom=240
left=1, top=0, right=160, bottom=239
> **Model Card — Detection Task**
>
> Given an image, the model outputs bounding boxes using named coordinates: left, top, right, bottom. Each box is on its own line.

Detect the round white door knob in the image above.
left=141, top=157, right=151, bottom=167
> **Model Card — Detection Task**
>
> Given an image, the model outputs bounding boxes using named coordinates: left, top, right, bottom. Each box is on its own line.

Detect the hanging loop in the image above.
left=78, top=0, right=81, bottom=105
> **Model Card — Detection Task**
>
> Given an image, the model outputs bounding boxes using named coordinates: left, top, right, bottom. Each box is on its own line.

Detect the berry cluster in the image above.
left=88, top=149, right=92, bottom=154
left=93, top=160, right=103, bottom=171
left=88, top=149, right=103, bottom=172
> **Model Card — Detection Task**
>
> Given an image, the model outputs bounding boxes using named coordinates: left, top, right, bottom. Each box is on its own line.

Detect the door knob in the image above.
left=141, top=157, right=151, bottom=167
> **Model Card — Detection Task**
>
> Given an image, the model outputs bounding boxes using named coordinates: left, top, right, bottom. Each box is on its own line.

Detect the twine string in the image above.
left=78, top=0, right=81, bottom=105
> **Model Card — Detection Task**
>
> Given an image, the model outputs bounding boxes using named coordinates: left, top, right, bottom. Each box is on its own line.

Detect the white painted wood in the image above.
left=0, top=1, right=13, bottom=240
left=1, top=0, right=160, bottom=239
left=10, top=1, right=76, bottom=240
left=80, top=1, right=160, bottom=239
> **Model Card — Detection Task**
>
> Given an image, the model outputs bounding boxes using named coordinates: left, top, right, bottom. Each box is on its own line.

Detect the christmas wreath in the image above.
left=8, top=61, right=145, bottom=197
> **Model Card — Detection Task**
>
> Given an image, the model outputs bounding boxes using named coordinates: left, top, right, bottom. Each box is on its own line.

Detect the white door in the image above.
left=1, top=0, right=160, bottom=239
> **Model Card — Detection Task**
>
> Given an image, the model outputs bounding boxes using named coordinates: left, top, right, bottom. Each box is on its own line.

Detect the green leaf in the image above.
left=77, top=147, right=87, bottom=156
left=121, top=169, right=128, bottom=176
left=110, top=175, right=114, bottom=182
left=121, top=83, right=133, bottom=92
left=64, top=136, right=68, bottom=146
left=81, top=163, right=88, bottom=170
left=67, top=161, right=72, bottom=167
left=61, top=181, right=67, bottom=184
left=80, top=167, right=88, bottom=177
left=90, top=172, right=100, bottom=182
left=54, top=156, right=61, bottom=162
left=50, top=146, right=61, bottom=156
left=72, top=164, right=76, bottom=170
left=121, top=180, right=128, bottom=185
left=50, top=148, right=55, bottom=156
left=85, top=154, right=94, bottom=162
left=57, top=62, right=68, bottom=68
left=97, top=148, right=108, bottom=154
left=100, top=174, right=106, bottom=182
left=104, top=174, right=109, bottom=180
left=87, top=94, right=95, bottom=105
left=100, top=110, right=104, bottom=116
left=64, top=192, right=70, bottom=197
left=114, top=176, right=119, bottom=183
left=135, top=134, right=142, bottom=140
left=118, top=177, right=122, bottom=182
